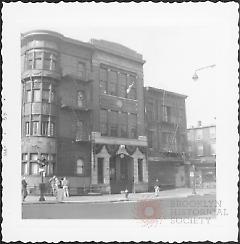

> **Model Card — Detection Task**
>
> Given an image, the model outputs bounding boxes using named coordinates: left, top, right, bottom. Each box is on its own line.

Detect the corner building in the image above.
left=21, top=30, right=148, bottom=195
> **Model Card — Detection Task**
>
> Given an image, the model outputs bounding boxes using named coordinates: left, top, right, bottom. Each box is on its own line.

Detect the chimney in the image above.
left=197, top=121, right=202, bottom=127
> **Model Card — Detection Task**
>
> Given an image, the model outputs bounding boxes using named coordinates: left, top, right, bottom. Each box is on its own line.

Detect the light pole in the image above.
left=38, top=156, right=48, bottom=201
left=192, top=64, right=216, bottom=81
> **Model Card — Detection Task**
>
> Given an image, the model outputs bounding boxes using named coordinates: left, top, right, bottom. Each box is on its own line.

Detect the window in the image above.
left=109, top=111, right=118, bottom=137
left=138, top=159, right=143, bottom=182
left=77, top=62, right=85, bottom=80
left=100, top=109, right=108, bottom=136
left=97, top=158, right=104, bottom=184
left=100, top=68, right=107, bottom=94
left=41, top=121, right=49, bottom=136
left=32, top=121, right=39, bottom=135
left=49, top=122, right=55, bottom=136
left=128, top=114, right=137, bottom=139
left=26, top=52, right=34, bottom=70
left=26, top=90, right=31, bottom=103
left=127, top=75, right=137, bottom=100
left=119, top=112, right=128, bottom=138
left=25, top=122, right=30, bottom=135
left=197, top=144, right=204, bottom=156
left=148, top=131, right=153, bottom=148
left=196, top=129, right=203, bottom=140
left=147, top=102, right=154, bottom=121
left=209, top=127, right=216, bottom=139
left=163, top=106, right=171, bottom=123
left=211, top=143, right=216, bottom=155
left=22, top=162, right=28, bottom=175
left=22, top=153, right=28, bottom=161
left=77, top=90, right=85, bottom=108
left=35, top=51, right=43, bottom=69
left=33, top=89, right=41, bottom=102
left=30, top=162, right=39, bottom=175
left=43, top=52, right=51, bottom=70
left=119, top=73, right=127, bottom=98
left=76, top=121, right=83, bottom=141
left=48, top=163, right=54, bottom=176
left=30, top=153, right=38, bottom=161
left=76, top=159, right=84, bottom=175
left=42, top=90, right=50, bottom=102
left=108, top=70, right=117, bottom=96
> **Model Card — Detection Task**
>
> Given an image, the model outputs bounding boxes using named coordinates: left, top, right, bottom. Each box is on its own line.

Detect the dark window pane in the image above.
left=138, top=159, right=143, bottom=182
left=97, top=158, right=104, bottom=184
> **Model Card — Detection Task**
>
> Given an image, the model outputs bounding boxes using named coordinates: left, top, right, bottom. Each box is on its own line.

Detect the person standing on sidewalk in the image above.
left=62, top=177, right=69, bottom=198
left=22, top=177, right=28, bottom=201
left=154, top=179, right=160, bottom=197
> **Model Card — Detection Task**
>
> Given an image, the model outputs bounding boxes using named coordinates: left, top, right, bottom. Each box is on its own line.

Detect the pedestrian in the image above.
left=49, top=175, right=57, bottom=196
left=54, top=177, right=60, bottom=199
left=62, top=177, right=69, bottom=198
left=154, top=179, right=160, bottom=197
left=22, top=177, right=28, bottom=201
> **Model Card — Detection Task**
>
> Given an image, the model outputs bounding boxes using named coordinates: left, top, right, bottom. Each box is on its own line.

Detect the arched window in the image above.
left=76, top=159, right=84, bottom=175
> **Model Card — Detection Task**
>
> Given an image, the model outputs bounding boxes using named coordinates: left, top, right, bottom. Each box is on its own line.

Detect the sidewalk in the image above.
left=22, top=187, right=216, bottom=204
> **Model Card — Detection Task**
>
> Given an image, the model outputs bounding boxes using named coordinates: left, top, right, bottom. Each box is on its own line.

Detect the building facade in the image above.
left=144, top=87, right=188, bottom=191
left=21, top=30, right=148, bottom=195
left=187, top=122, right=216, bottom=188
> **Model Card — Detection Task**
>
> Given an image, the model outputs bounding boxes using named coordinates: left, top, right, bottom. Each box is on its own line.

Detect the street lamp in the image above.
left=192, top=64, right=216, bottom=81
left=38, top=156, right=48, bottom=201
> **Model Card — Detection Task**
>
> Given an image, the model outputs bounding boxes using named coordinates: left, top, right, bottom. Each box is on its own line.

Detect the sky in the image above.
left=3, top=2, right=238, bottom=127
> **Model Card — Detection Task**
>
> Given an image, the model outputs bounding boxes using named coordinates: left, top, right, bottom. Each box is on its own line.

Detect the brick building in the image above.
left=21, top=30, right=148, bottom=195
left=144, top=87, right=188, bottom=191
left=187, top=122, right=216, bottom=188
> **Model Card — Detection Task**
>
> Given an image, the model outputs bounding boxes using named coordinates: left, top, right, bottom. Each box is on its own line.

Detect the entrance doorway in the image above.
left=109, top=154, right=134, bottom=194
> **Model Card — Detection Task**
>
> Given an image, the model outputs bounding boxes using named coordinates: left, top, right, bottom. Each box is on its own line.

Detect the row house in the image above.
left=144, top=87, right=188, bottom=191
left=187, top=122, right=216, bottom=188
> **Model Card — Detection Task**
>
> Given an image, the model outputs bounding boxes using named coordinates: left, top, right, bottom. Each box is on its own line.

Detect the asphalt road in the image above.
left=22, top=194, right=217, bottom=219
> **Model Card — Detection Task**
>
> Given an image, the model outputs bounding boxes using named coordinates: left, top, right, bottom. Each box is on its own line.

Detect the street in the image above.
left=22, top=193, right=216, bottom=219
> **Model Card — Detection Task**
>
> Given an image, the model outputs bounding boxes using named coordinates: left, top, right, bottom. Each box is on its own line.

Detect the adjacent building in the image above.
left=144, top=87, right=188, bottom=191
left=187, top=121, right=216, bottom=188
left=21, top=30, right=148, bottom=195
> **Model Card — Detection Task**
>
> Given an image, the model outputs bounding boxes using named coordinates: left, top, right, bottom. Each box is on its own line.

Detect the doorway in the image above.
left=109, top=154, right=134, bottom=194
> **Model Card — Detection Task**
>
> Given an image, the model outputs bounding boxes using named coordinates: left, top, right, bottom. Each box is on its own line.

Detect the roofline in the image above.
left=21, top=30, right=94, bottom=50
left=187, top=125, right=216, bottom=130
left=144, top=86, right=188, bottom=98
left=92, top=41, right=145, bottom=64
